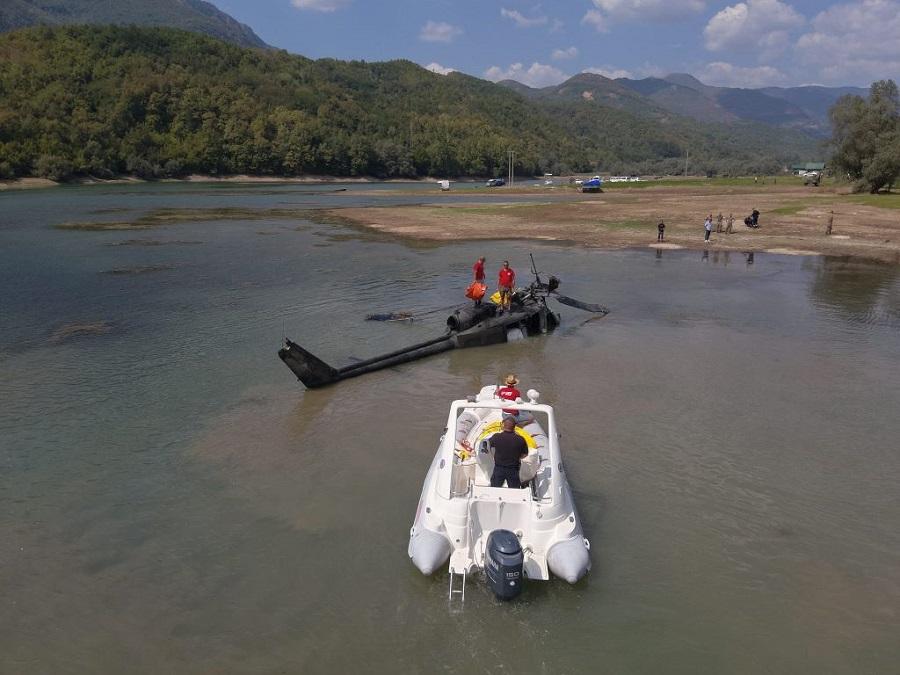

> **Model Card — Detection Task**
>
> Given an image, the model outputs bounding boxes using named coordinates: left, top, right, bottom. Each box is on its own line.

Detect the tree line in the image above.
left=829, top=80, right=899, bottom=193
left=0, top=25, right=820, bottom=182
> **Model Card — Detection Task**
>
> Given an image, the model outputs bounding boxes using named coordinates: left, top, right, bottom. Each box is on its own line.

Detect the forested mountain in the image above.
left=0, top=25, right=820, bottom=181
left=511, top=71, right=864, bottom=137
left=0, top=0, right=266, bottom=48
left=759, top=85, right=869, bottom=130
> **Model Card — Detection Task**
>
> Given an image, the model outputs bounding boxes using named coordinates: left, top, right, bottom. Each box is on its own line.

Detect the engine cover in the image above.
left=485, top=529, right=524, bottom=600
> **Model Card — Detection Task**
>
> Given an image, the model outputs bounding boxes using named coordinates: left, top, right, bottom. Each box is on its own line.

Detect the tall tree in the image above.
left=829, top=80, right=900, bottom=193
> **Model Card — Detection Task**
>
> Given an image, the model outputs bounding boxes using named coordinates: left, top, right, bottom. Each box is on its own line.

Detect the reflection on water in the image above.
left=808, top=256, right=900, bottom=325
left=1, top=183, right=899, bottom=674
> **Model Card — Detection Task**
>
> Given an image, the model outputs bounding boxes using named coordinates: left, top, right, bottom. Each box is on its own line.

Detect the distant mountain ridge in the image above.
left=0, top=0, right=267, bottom=48
left=502, top=71, right=868, bottom=137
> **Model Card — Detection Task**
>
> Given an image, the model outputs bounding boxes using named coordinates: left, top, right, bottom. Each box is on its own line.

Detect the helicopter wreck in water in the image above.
left=278, top=259, right=608, bottom=389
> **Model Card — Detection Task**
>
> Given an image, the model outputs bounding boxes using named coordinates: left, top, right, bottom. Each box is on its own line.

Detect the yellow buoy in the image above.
left=477, top=421, right=537, bottom=448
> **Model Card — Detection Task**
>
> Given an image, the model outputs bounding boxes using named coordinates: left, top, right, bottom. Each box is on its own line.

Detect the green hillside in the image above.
left=0, top=25, right=820, bottom=181
left=0, top=0, right=267, bottom=48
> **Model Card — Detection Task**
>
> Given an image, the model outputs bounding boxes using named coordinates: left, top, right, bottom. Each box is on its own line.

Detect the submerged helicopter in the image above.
left=278, top=255, right=608, bottom=388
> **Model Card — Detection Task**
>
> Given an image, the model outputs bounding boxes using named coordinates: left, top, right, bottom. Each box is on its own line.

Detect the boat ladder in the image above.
left=448, top=568, right=466, bottom=603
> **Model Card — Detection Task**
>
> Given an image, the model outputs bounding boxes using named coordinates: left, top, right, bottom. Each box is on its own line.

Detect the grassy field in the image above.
left=846, top=192, right=900, bottom=209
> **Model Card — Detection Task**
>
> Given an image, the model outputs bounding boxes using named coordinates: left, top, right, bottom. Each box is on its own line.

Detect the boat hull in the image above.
left=547, top=537, right=591, bottom=583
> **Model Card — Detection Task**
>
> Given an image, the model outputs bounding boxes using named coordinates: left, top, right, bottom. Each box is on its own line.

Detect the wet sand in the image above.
left=327, top=185, right=900, bottom=264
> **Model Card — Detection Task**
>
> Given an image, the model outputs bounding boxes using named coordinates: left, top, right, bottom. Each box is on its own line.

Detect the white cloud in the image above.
left=552, top=46, right=579, bottom=60
left=698, top=61, right=789, bottom=87
left=704, top=0, right=804, bottom=60
left=290, top=0, right=350, bottom=11
left=419, top=20, right=463, bottom=43
left=583, top=0, right=705, bottom=30
left=500, top=8, right=548, bottom=28
left=581, top=9, right=609, bottom=32
left=425, top=62, right=456, bottom=75
left=796, top=0, right=900, bottom=85
left=583, top=66, right=634, bottom=79
left=484, top=62, right=570, bottom=88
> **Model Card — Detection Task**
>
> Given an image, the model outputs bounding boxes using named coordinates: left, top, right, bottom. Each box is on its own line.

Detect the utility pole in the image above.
left=684, top=148, right=689, bottom=177
left=507, top=149, right=516, bottom=187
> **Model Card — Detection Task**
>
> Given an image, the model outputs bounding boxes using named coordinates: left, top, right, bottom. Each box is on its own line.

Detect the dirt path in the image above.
left=327, top=185, right=900, bottom=264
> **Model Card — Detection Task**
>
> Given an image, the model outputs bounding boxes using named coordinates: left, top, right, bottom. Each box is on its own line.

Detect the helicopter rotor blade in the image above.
left=551, top=292, right=610, bottom=314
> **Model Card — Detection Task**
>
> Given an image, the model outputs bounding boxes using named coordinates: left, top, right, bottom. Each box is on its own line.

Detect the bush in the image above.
left=126, top=156, right=160, bottom=179
left=34, top=155, right=76, bottom=181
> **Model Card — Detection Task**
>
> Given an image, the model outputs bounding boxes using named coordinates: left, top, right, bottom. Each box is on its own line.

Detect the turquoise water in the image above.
left=1, top=183, right=899, bottom=674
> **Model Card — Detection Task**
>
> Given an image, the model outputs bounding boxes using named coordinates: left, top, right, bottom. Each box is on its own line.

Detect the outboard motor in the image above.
left=485, top=529, right=524, bottom=600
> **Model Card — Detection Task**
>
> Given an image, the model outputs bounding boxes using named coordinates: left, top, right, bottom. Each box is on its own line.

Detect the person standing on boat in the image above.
left=497, top=374, right=521, bottom=410
left=497, top=374, right=531, bottom=425
left=469, top=256, right=487, bottom=306
left=473, top=256, right=486, bottom=283
left=498, top=260, right=516, bottom=311
left=489, top=416, right=528, bottom=488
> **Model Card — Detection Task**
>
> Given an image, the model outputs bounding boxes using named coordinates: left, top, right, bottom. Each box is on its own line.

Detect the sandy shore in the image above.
left=326, top=185, right=900, bottom=264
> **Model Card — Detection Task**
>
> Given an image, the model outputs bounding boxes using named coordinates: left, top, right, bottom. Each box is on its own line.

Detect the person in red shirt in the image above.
left=467, top=256, right=487, bottom=306
left=473, top=257, right=486, bottom=282
left=498, top=260, right=515, bottom=311
left=497, top=373, right=521, bottom=413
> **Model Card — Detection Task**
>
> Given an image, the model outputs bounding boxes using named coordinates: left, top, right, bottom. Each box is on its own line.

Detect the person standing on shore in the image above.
left=498, top=260, right=516, bottom=312
left=657, top=220, right=665, bottom=241
left=716, top=212, right=724, bottom=233
left=826, top=210, right=834, bottom=236
left=725, top=213, right=734, bottom=234
left=704, top=214, right=713, bottom=243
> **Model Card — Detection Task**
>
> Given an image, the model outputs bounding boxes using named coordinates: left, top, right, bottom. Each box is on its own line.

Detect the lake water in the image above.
left=1, top=183, right=899, bottom=674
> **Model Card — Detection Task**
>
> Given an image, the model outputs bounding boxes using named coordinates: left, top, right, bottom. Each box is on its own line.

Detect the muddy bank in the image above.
left=326, top=185, right=900, bottom=264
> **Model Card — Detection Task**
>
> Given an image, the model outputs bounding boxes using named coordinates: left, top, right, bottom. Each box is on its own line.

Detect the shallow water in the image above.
left=1, top=183, right=899, bottom=674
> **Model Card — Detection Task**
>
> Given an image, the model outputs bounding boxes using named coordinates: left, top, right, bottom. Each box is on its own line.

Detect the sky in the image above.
left=213, top=0, right=900, bottom=88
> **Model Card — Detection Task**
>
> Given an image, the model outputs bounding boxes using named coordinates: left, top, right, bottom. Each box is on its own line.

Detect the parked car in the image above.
left=486, top=178, right=506, bottom=187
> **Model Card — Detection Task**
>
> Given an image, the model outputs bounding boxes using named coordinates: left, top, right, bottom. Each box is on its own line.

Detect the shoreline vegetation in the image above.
left=35, top=174, right=900, bottom=265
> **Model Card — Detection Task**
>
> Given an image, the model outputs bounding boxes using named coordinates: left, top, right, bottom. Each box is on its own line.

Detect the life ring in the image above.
left=477, top=421, right=537, bottom=448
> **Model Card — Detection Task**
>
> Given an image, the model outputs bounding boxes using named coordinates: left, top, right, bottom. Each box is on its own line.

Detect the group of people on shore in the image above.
left=656, top=210, right=756, bottom=243
left=468, top=256, right=516, bottom=310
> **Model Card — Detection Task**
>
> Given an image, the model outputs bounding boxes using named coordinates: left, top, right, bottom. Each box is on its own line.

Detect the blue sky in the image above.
left=213, top=0, right=900, bottom=88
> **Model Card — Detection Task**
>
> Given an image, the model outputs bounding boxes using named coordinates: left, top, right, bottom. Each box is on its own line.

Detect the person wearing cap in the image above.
left=488, top=416, right=528, bottom=488
left=498, top=260, right=515, bottom=312
left=497, top=374, right=532, bottom=425
left=497, top=374, right=521, bottom=412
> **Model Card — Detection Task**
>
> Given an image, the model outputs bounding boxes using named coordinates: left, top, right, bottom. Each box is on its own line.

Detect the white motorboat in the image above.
left=408, top=385, right=591, bottom=600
